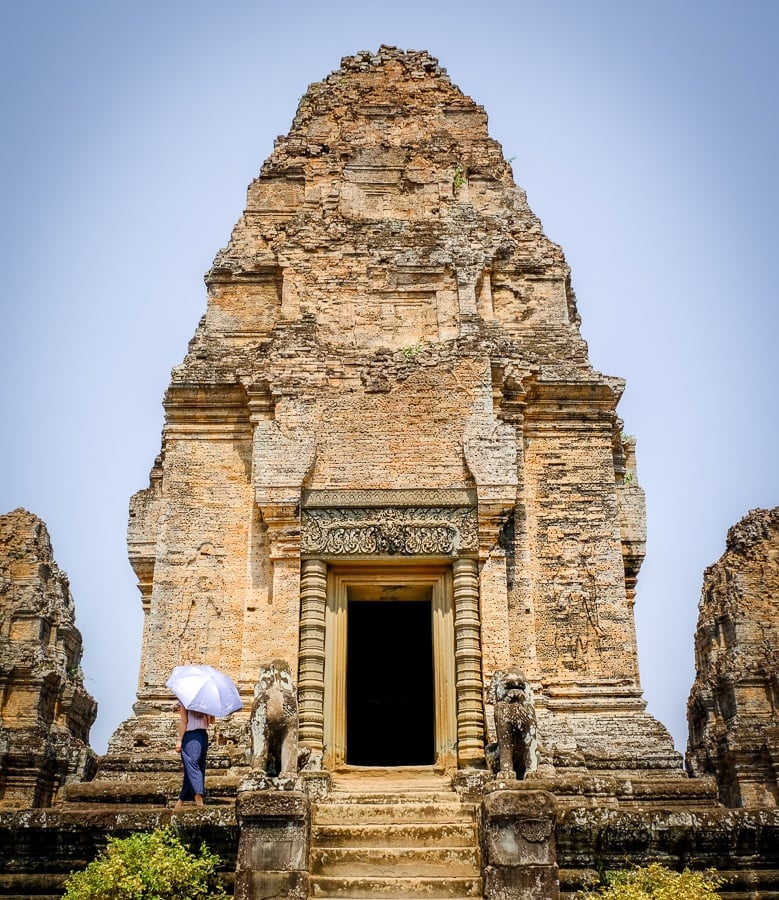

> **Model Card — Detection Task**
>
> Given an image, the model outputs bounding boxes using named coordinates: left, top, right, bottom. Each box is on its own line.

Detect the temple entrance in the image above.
left=322, top=564, right=457, bottom=770
left=346, top=598, right=435, bottom=766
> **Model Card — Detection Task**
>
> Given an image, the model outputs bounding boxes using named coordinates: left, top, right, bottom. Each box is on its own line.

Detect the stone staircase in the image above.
left=310, top=768, right=482, bottom=899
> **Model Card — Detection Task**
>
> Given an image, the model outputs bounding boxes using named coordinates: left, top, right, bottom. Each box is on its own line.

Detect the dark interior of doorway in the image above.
left=346, top=599, right=435, bottom=766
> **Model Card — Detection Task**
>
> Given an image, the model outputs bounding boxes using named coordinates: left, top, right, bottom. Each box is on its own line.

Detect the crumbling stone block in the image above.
left=482, top=788, right=559, bottom=900
left=235, top=790, right=310, bottom=900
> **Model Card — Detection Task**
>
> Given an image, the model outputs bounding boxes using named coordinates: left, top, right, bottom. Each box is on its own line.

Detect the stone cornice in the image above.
left=302, top=488, right=477, bottom=508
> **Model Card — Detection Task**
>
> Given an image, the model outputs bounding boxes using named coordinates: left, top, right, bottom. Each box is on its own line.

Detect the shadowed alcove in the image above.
left=346, top=598, right=435, bottom=766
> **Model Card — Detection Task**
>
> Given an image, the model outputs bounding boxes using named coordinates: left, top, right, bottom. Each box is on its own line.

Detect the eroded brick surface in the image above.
left=0, top=508, right=97, bottom=808
left=114, top=46, right=675, bottom=779
left=687, top=507, right=779, bottom=807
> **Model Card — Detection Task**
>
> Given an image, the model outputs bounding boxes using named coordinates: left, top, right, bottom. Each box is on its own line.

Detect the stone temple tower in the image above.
left=105, top=46, right=679, bottom=786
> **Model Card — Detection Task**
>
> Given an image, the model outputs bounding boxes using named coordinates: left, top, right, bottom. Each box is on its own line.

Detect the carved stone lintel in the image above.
left=301, top=506, right=478, bottom=556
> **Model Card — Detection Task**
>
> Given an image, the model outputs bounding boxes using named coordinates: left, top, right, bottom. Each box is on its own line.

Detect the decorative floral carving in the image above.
left=301, top=506, right=478, bottom=555
left=519, top=819, right=553, bottom=843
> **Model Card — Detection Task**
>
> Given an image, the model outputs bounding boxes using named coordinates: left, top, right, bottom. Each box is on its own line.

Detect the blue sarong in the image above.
left=179, top=729, right=208, bottom=800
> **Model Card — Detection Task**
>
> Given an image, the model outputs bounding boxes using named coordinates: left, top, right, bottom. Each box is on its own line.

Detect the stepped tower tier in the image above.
left=106, top=46, right=678, bottom=784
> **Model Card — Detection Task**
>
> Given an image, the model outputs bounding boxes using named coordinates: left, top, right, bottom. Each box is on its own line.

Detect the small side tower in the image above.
left=0, top=509, right=97, bottom=808
left=687, top=507, right=779, bottom=807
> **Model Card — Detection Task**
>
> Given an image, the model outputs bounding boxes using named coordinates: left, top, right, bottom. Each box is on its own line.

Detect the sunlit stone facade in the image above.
left=109, top=46, right=677, bottom=779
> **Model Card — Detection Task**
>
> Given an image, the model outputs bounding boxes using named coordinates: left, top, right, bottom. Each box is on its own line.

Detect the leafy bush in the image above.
left=579, top=863, right=724, bottom=900
left=63, top=827, right=227, bottom=900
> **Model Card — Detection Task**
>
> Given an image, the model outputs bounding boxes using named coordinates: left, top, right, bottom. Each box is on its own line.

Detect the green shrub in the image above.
left=63, top=827, right=227, bottom=900
left=579, top=863, right=724, bottom=900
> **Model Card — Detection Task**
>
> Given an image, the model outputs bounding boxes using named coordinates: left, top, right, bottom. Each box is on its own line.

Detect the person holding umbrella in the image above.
left=166, top=664, right=243, bottom=810
left=174, top=705, right=214, bottom=809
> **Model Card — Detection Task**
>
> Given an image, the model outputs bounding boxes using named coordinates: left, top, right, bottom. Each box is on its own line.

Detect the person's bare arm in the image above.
left=175, top=706, right=187, bottom=753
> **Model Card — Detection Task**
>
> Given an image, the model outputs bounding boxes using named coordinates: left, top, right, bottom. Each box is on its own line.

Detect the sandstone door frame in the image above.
left=322, top=563, right=457, bottom=771
left=298, top=548, right=484, bottom=770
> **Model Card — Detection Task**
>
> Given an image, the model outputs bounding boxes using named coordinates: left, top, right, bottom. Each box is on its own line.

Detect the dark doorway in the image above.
left=346, top=599, right=435, bottom=766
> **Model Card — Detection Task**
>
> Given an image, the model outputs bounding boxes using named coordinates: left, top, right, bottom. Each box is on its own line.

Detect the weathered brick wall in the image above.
left=556, top=805, right=779, bottom=898
left=0, top=809, right=238, bottom=898
left=139, top=429, right=256, bottom=690
left=307, top=358, right=482, bottom=490
left=687, top=507, right=779, bottom=807
left=522, top=419, right=632, bottom=684
left=114, top=46, right=676, bottom=777
left=0, top=509, right=97, bottom=808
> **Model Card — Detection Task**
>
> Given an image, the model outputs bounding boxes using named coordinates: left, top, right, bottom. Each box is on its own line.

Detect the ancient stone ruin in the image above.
left=687, top=506, right=779, bottom=808
left=0, top=509, right=96, bottom=808
left=113, top=43, right=676, bottom=787
left=1, top=47, right=778, bottom=900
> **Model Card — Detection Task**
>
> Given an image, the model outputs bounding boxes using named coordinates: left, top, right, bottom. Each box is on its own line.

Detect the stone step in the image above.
left=326, top=790, right=460, bottom=804
left=0, top=872, right=69, bottom=895
left=330, top=769, right=453, bottom=795
left=313, top=799, right=474, bottom=825
left=311, top=845, right=480, bottom=878
left=309, top=778, right=482, bottom=900
left=311, top=875, right=482, bottom=898
left=312, top=820, right=478, bottom=848
left=60, top=775, right=241, bottom=806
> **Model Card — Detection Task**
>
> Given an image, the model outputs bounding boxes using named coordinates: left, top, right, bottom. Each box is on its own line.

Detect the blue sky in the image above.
left=1, top=1, right=777, bottom=755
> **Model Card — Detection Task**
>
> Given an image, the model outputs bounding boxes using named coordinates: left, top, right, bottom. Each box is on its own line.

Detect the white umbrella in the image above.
left=166, top=665, right=243, bottom=718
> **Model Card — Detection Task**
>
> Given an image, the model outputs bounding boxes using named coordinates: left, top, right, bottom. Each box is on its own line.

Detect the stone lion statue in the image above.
left=249, top=659, right=299, bottom=778
left=485, top=667, right=538, bottom=780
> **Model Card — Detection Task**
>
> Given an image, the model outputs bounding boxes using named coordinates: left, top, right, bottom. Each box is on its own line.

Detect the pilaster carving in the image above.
left=252, top=416, right=316, bottom=505
left=463, top=407, right=518, bottom=562
left=251, top=398, right=316, bottom=557
left=127, top=458, right=163, bottom=613
left=298, top=559, right=327, bottom=760
left=453, top=557, right=485, bottom=766
left=250, top=397, right=317, bottom=665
